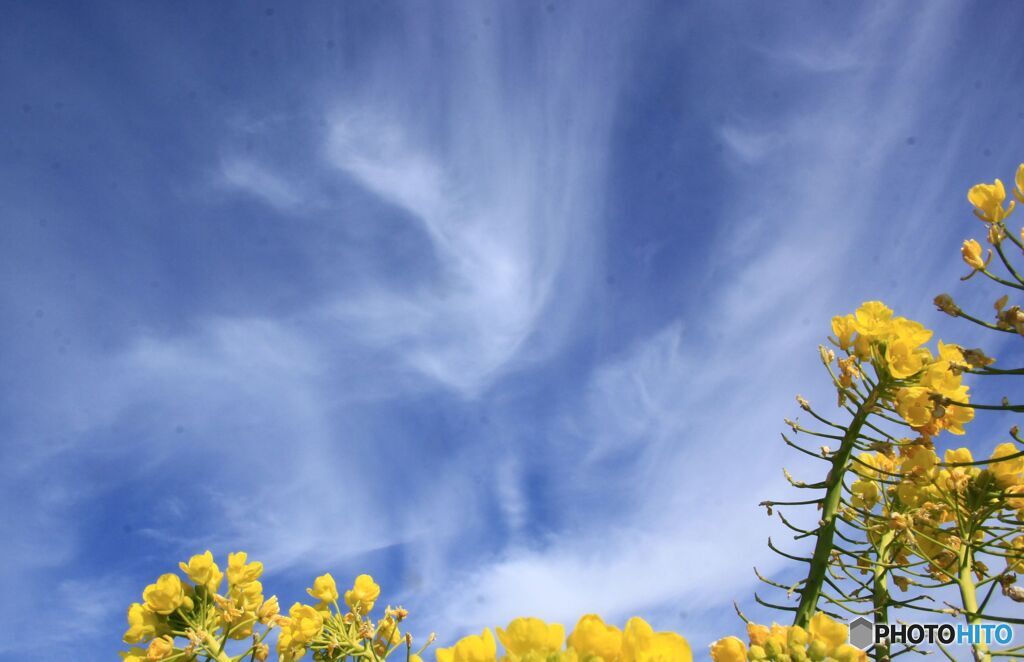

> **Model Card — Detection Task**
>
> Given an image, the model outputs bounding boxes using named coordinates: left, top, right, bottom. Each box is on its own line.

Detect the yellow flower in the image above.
left=968, top=178, right=1014, bottom=222
left=889, top=318, right=932, bottom=348
left=230, top=579, right=264, bottom=610
left=306, top=573, right=339, bottom=603
left=885, top=339, right=928, bottom=379
left=119, top=648, right=148, bottom=662
left=569, top=614, right=623, bottom=662
left=961, top=239, right=988, bottom=270
left=124, top=603, right=163, bottom=644
left=944, top=447, right=973, bottom=465
left=850, top=479, right=879, bottom=510
left=1005, top=536, right=1024, bottom=573
left=178, top=550, right=223, bottom=592
left=1015, top=163, right=1024, bottom=203
left=257, top=595, right=280, bottom=624
left=142, top=574, right=188, bottom=615
left=990, top=442, right=1024, bottom=487
left=894, top=387, right=933, bottom=428
left=830, top=315, right=857, bottom=351
left=227, top=552, right=263, bottom=586
left=746, top=623, right=769, bottom=647
left=146, top=636, right=174, bottom=661
left=344, top=574, right=381, bottom=614
left=708, top=636, right=745, bottom=662
left=436, top=628, right=498, bottom=662
left=497, top=617, right=565, bottom=657
left=807, top=612, right=847, bottom=651
left=621, top=617, right=692, bottom=662
left=852, top=301, right=893, bottom=340
left=787, top=625, right=808, bottom=649
left=937, top=403, right=974, bottom=435
left=832, top=643, right=868, bottom=662
left=285, top=603, right=325, bottom=646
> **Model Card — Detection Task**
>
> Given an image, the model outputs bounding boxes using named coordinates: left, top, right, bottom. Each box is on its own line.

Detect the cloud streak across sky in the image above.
left=2, top=2, right=1024, bottom=660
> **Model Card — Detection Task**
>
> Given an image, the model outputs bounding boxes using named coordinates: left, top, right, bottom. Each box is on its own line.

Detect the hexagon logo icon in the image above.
left=849, top=617, right=874, bottom=650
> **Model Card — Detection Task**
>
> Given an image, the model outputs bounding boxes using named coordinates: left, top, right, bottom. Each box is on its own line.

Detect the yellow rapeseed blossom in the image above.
left=345, top=574, right=382, bottom=614
left=830, top=314, right=857, bottom=351
left=885, top=338, right=929, bottom=379
left=1006, top=536, right=1024, bottom=573
left=708, top=636, right=745, bottom=662
left=710, top=614, right=863, bottom=662
left=989, top=442, right=1024, bottom=487
left=123, top=603, right=164, bottom=644
left=497, top=617, right=565, bottom=658
left=226, top=551, right=263, bottom=586
left=568, top=614, right=623, bottom=662
left=142, top=574, right=189, bottom=615
left=851, top=301, right=893, bottom=339
left=146, top=635, right=174, bottom=660
left=807, top=612, right=847, bottom=650
left=307, top=572, right=339, bottom=603
left=961, top=239, right=988, bottom=270
left=437, top=628, right=499, bottom=662
left=178, top=550, right=223, bottom=593
left=894, top=387, right=933, bottom=428
left=968, top=178, right=1015, bottom=223
left=621, top=617, right=692, bottom=662
left=119, top=648, right=148, bottom=662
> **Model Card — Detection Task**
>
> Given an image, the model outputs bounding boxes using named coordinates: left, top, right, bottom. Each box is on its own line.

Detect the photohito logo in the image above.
left=847, top=616, right=1015, bottom=649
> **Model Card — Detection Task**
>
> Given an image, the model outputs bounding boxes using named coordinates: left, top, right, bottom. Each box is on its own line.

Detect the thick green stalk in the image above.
left=957, top=545, right=991, bottom=662
left=794, top=385, right=881, bottom=628
left=872, top=529, right=894, bottom=662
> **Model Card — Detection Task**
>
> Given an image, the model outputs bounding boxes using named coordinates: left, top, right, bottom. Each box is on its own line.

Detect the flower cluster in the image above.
left=709, top=613, right=864, bottom=662
left=121, top=552, right=421, bottom=662
left=436, top=614, right=692, bottom=662
left=829, top=301, right=974, bottom=435
left=121, top=551, right=275, bottom=662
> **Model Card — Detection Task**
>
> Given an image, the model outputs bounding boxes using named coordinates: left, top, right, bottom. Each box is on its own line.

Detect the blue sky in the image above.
left=2, top=2, right=1024, bottom=660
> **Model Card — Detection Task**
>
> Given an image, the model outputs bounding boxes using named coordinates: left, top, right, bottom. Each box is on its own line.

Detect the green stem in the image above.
left=794, top=385, right=881, bottom=628
left=872, top=529, right=894, bottom=662
left=957, top=545, right=991, bottom=662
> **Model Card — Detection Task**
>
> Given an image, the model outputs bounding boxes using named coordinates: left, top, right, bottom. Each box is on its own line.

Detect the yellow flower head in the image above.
left=807, top=612, right=848, bottom=651
left=569, top=614, right=623, bottom=662
left=344, top=574, right=381, bottom=614
left=178, top=550, right=223, bottom=593
left=227, top=552, right=263, bottom=586
left=142, top=574, right=188, bottom=616
left=745, top=623, right=769, bottom=647
left=989, top=442, right=1024, bottom=487
left=850, top=479, right=879, bottom=510
left=885, top=339, right=928, bottom=379
left=437, top=628, right=499, bottom=662
left=229, top=579, right=264, bottom=611
left=621, top=617, right=692, bottom=662
left=889, top=318, right=933, bottom=348
left=146, top=635, right=175, bottom=661
left=830, top=315, right=857, bottom=351
left=968, top=178, right=1014, bottom=222
left=498, top=617, right=565, bottom=657
left=944, top=447, right=974, bottom=465
left=123, top=603, right=164, bottom=644
left=285, top=602, right=325, bottom=646
left=306, top=573, right=339, bottom=603
left=961, top=239, right=987, bottom=270
left=1005, top=536, right=1024, bottom=573
left=894, top=387, right=934, bottom=428
left=708, top=636, right=745, bottom=662
left=852, top=301, right=894, bottom=340
left=119, top=648, right=148, bottom=662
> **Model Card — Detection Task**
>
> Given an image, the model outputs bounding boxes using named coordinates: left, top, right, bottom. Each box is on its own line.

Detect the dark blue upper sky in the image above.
left=2, top=2, right=1024, bottom=660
